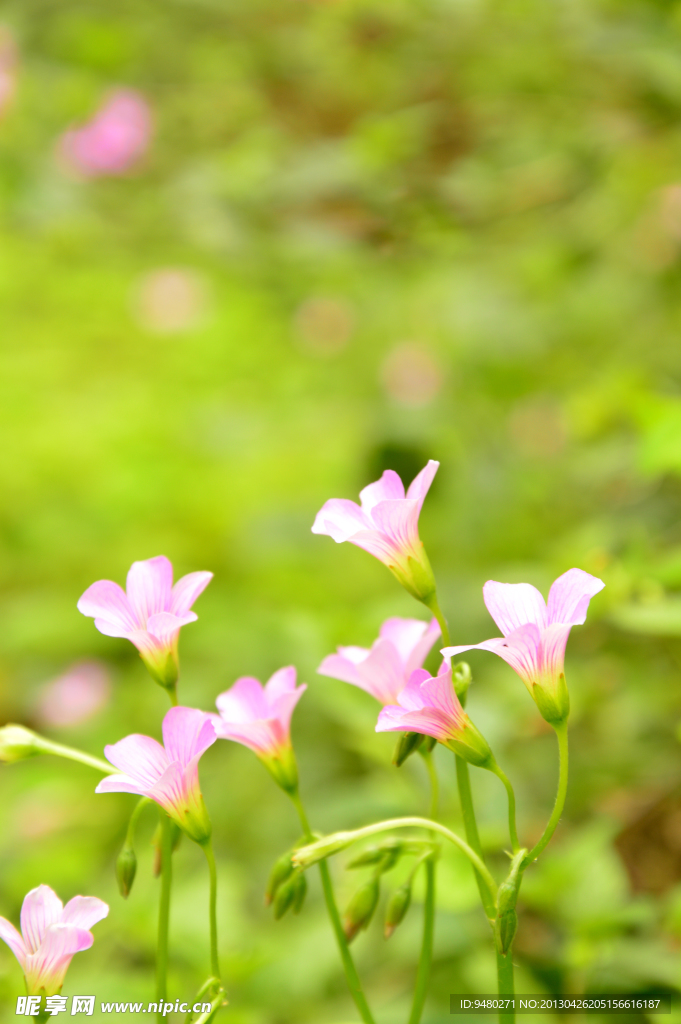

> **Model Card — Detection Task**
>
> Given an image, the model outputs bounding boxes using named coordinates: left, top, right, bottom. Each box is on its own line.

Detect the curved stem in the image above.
left=523, top=721, right=568, bottom=866
left=290, top=790, right=377, bottom=1024
left=424, top=594, right=451, bottom=648
left=202, top=840, right=220, bottom=981
left=193, top=989, right=227, bottom=1024
left=126, top=796, right=152, bottom=846
left=156, top=814, right=173, bottom=1021
left=31, top=737, right=114, bottom=775
left=490, top=763, right=519, bottom=854
left=293, top=816, right=497, bottom=906
left=496, top=950, right=515, bottom=1024
left=455, top=756, right=495, bottom=919
left=408, top=856, right=436, bottom=1024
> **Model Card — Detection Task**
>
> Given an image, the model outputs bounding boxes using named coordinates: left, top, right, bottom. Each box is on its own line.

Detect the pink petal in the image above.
left=379, top=617, right=440, bottom=673
left=95, top=773, right=148, bottom=797
left=482, top=581, right=548, bottom=636
left=353, top=639, right=407, bottom=704
left=126, top=556, right=174, bottom=624
left=162, top=706, right=216, bottom=766
left=343, top=528, right=406, bottom=564
left=443, top=628, right=542, bottom=685
left=103, top=734, right=169, bottom=788
left=359, top=470, right=405, bottom=514
left=418, top=667, right=462, bottom=721
left=146, top=610, right=196, bottom=645
left=60, top=897, right=109, bottom=931
left=170, top=571, right=213, bottom=617
left=269, top=684, right=307, bottom=734
left=311, top=499, right=373, bottom=542
left=368, top=499, right=421, bottom=554
left=0, top=916, right=26, bottom=964
left=546, top=568, right=605, bottom=626
left=212, top=716, right=286, bottom=757
left=21, top=886, right=63, bottom=955
left=405, top=460, right=439, bottom=512
left=394, top=669, right=431, bottom=711
left=215, top=677, right=269, bottom=723
left=25, top=923, right=93, bottom=995
left=147, top=759, right=195, bottom=816
left=538, top=622, right=573, bottom=679
left=264, top=666, right=299, bottom=703
left=317, top=650, right=366, bottom=686
left=77, top=580, right=139, bottom=634
left=375, top=704, right=451, bottom=743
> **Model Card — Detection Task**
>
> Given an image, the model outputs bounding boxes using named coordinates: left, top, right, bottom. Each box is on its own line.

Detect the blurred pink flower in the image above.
left=376, top=665, right=492, bottom=767
left=442, top=568, right=605, bottom=725
left=0, top=28, right=17, bottom=119
left=96, top=706, right=216, bottom=844
left=212, top=667, right=306, bottom=793
left=77, top=556, right=212, bottom=691
left=318, top=616, right=440, bottom=705
left=59, top=89, right=152, bottom=177
left=36, top=661, right=111, bottom=728
left=0, top=885, right=107, bottom=996
left=312, top=461, right=439, bottom=603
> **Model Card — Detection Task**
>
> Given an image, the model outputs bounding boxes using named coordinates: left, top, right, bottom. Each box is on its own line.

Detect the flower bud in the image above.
left=452, top=662, right=472, bottom=704
left=116, top=844, right=137, bottom=898
left=265, top=852, right=294, bottom=906
left=0, top=724, right=43, bottom=763
left=384, top=881, right=412, bottom=939
left=343, top=878, right=380, bottom=943
left=494, top=849, right=526, bottom=957
left=393, top=731, right=424, bottom=767
left=273, top=875, right=299, bottom=920
left=347, top=838, right=403, bottom=870
left=292, top=872, right=307, bottom=915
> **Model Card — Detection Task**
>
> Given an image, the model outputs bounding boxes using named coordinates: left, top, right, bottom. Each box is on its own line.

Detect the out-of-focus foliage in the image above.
left=1, top=0, right=681, bottom=1020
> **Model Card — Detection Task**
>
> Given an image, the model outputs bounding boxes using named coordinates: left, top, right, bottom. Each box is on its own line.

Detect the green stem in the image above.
left=421, top=749, right=439, bottom=820
left=408, top=856, right=436, bottom=1024
left=496, top=950, right=515, bottom=1024
left=424, top=594, right=451, bottom=648
left=193, top=989, right=227, bottom=1024
left=156, top=813, right=173, bottom=1021
left=523, top=721, right=569, bottom=866
left=126, top=796, right=152, bottom=845
left=32, top=737, right=114, bottom=775
left=293, top=816, right=497, bottom=906
left=290, top=791, right=377, bottom=1024
left=455, top=756, right=495, bottom=919
left=167, top=683, right=179, bottom=707
left=490, top=763, right=519, bottom=854
left=202, top=840, right=220, bottom=981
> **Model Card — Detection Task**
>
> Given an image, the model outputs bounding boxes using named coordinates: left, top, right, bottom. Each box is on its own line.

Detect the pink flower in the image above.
left=58, top=89, right=152, bottom=178
left=0, top=885, right=108, bottom=996
left=376, top=665, right=492, bottom=768
left=95, top=706, right=216, bottom=844
left=318, top=617, right=441, bottom=705
left=36, top=661, right=111, bottom=728
left=312, top=461, right=439, bottom=603
left=442, top=568, right=605, bottom=725
left=0, top=28, right=17, bottom=119
left=212, top=667, right=306, bottom=793
left=77, top=555, right=212, bottom=692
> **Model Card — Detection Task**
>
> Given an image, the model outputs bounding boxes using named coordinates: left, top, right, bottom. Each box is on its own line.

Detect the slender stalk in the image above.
left=496, top=950, right=515, bottom=1024
left=167, top=683, right=179, bottom=707
left=126, top=796, right=152, bottom=845
left=523, top=721, right=569, bottom=866
left=455, top=756, right=495, bottom=919
left=408, top=856, right=436, bottom=1024
left=156, top=814, right=173, bottom=1021
left=490, top=763, right=519, bottom=854
left=424, top=594, right=451, bottom=648
left=293, top=816, right=497, bottom=905
left=202, top=840, right=221, bottom=980
left=290, top=790, right=377, bottom=1024
left=33, top=738, right=114, bottom=775
left=193, top=990, right=228, bottom=1024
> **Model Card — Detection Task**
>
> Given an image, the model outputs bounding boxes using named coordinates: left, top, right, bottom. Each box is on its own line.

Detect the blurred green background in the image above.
left=2, top=0, right=681, bottom=1020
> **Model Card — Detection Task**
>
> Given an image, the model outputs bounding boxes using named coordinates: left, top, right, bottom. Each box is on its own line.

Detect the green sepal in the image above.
left=384, top=882, right=412, bottom=939
left=343, top=878, right=380, bottom=942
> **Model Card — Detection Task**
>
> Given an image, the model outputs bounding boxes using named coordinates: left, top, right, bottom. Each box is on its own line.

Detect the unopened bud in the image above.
left=266, top=852, right=294, bottom=906
left=452, top=662, right=472, bottom=704
left=292, top=872, right=307, bottom=915
left=422, top=736, right=437, bottom=754
left=496, top=908, right=518, bottom=956
left=347, top=838, right=403, bottom=870
left=343, top=878, right=380, bottom=943
left=116, top=845, right=137, bottom=898
left=494, top=849, right=526, bottom=957
left=384, top=882, right=412, bottom=939
left=393, top=731, right=424, bottom=767
left=0, top=724, right=43, bottom=763
left=273, top=876, right=298, bottom=920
